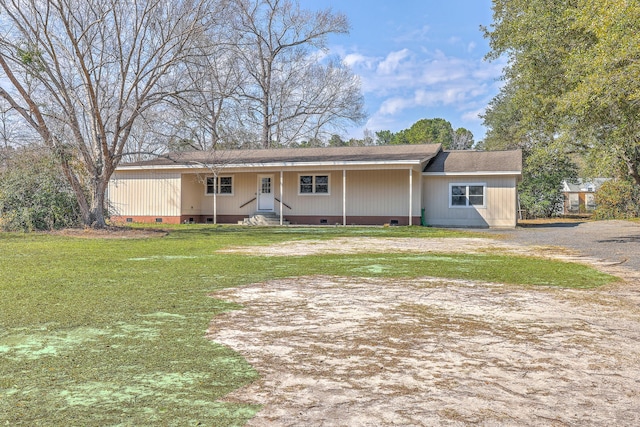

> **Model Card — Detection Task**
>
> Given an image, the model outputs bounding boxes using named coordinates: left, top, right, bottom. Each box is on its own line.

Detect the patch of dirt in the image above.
left=218, top=236, right=543, bottom=257
left=47, top=226, right=167, bottom=239
left=217, top=236, right=626, bottom=271
left=208, top=237, right=640, bottom=426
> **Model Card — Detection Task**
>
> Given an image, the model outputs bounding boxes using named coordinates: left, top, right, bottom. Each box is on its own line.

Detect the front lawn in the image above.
left=0, top=226, right=616, bottom=425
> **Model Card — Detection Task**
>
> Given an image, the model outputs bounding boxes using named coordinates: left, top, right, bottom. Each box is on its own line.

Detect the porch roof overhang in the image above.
left=115, top=144, right=442, bottom=172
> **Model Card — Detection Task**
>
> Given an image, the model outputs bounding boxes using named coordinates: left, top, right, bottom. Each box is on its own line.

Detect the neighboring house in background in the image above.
left=561, top=178, right=610, bottom=215
left=108, top=144, right=522, bottom=228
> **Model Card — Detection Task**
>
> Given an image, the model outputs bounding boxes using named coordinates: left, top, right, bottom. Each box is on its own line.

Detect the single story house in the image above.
left=561, top=178, right=610, bottom=215
left=108, top=144, right=522, bottom=228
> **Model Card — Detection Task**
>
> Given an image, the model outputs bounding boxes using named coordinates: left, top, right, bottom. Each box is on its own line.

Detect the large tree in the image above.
left=402, top=118, right=454, bottom=146
left=229, top=0, right=366, bottom=148
left=483, top=0, right=640, bottom=186
left=0, top=0, right=215, bottom=227
left=379, top=118, right=474, bottom=148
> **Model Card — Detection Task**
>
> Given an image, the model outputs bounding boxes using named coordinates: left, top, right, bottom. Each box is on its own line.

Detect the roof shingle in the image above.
left=423, top=150, right=522, bottom=174
left=120, top=144, right=443, bottom=167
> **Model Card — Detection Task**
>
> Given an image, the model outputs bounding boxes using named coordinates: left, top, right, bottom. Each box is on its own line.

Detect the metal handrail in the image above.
left=240, top=196, right=292, bottom=210
left=239, top=197, right=256, bottom=208
left=275, top=198, right=292, bottom=210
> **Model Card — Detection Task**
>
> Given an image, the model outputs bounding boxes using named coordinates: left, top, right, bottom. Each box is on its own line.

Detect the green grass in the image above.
left=0, top=226, right=616, bottom=425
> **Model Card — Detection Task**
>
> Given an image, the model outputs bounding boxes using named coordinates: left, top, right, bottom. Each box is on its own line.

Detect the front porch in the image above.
left=179, top=168, right=421, bottom=226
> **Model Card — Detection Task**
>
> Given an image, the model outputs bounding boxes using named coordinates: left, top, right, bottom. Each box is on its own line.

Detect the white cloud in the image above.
left=462, top=108, right=485, bottom=123
left=350, top=48, right=500, bottom=114
left=378, top=97, right=412, bottom=115
left=343, top=53, right=371, bottom=68
left=333, top=42, right=504, bottom=139
left=376, top=49, right=410, bottom=75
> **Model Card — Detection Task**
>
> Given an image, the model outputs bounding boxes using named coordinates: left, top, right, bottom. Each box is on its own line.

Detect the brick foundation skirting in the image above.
left=111, top=215, right=421, bottom=226
left=110, top=216, right=181, bottom=225
left=284, top=215, right=421, bottom=226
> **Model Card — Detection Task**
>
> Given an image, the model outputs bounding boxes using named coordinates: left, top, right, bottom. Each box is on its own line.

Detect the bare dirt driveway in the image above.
left=207, top=221, right=640, bottom=426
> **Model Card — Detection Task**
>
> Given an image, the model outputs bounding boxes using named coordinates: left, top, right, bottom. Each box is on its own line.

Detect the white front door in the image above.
left=257, top=175, right=274, bottom=211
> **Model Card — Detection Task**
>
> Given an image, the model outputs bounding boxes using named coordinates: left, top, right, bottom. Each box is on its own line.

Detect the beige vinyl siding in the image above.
left=277, top=169, right=418, bottom=217
left=280, top=171, right=341, bottom=215
left=423, top=175, right=518, bottom=227
left=181, top=174, right=206, bottom=216
left=181, top=173, right=258, bottom=216
left=108, top=171, right=181, bottom=216
left=182, top=171, right=343, bottom=217
left=215, top=173, right=256, bottom=215
left=343, top=169, right=420, bottom=216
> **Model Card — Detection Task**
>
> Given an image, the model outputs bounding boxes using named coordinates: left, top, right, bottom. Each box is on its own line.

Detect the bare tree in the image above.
left=170, top=38, right=247, bottom=151
left=451, top=128, right=475, bottom=150
left=230, top=0, right=365, bottom=148
left=0, top=100, right=38, bottom=148
left=270, top=57, right=366, bottom=145
left=0, top=0, right=216, bottom=227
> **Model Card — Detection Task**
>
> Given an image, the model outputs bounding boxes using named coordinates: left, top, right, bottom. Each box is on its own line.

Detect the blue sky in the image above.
left=304, top=0, right=505, bottom=142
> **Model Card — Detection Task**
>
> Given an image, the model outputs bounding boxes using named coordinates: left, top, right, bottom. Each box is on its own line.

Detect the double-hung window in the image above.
left=299, top=174, right=329, bottom=195
left=449, top=183, right=486, bottom=208
left=206, top=176, right=233, bottom=195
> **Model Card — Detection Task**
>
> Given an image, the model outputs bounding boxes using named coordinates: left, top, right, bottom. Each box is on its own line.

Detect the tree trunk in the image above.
left=621, top=143, right=640, bottom=187
left=66, top=167, right=108, bottom=228
left=89, top=179, right=108, bottom=228
left=56, top=156, right=92, bottom=226
left=262, top=96, right=271, bottom=149
left=626, top=160, right=640, bottom=187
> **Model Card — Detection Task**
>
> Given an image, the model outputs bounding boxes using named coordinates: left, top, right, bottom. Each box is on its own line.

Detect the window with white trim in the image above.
left=299, top=174, right=329, bottom=194
left=206, top=176, right=233, bottom=195
left=449, top=183, right=486, bottom=208
left=568, top=193, right=579, bottom=212
left=585, top=193, right=596, bottom=211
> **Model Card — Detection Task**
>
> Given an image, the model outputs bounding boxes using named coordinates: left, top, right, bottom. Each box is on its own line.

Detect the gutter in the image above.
left=116, top=159, right=431, bottom=171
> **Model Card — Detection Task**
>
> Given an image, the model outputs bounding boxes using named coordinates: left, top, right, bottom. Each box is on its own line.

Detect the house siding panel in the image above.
left=281, top=171, right=342, bottom=215
left=181, top=174, right=205, bottom=215
left=345, top=169, right=419, bottom=216
left=108, top=171, right=181, bottom=217
left=181, top=173, right=258, bottom=217
left=423, top=175, right=517, bottom=228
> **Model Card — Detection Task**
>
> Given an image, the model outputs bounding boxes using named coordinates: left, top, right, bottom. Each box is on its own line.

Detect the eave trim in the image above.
left=117, top=159, right=428, bottom=171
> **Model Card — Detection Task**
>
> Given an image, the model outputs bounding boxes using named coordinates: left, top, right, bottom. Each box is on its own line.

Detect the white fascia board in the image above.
left=422, top=171, right=521, bottom=176
left=117, top=159, right=423, bottom=171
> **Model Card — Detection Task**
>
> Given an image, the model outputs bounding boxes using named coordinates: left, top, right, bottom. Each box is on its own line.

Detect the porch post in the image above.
left=280, top=170, right=283, bottom=226
left=213, top=172, right=218, bottom=225
left=409, top=168, right=413, bottom=226
left=343, top=169, right=347, bottom=226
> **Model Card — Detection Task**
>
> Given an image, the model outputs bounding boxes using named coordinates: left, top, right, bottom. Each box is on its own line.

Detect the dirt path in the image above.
left=207, top=236, right=640, bottom=426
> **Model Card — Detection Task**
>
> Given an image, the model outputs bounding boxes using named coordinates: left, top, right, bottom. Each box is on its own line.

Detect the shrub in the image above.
left=593, top=179, right=640, bottom=219
left=0, top=147, right=81, bottom=231
left=518, top=145, right=578, bottom=218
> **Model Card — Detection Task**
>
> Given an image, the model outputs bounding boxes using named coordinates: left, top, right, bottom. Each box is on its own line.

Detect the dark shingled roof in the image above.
left=423, top=150, right=522, bottom=174
left=120, top=144, right=442, bottom=167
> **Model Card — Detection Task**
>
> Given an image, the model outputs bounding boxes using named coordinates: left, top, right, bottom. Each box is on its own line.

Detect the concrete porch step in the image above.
left=239, top=212, right=289, bottom=226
